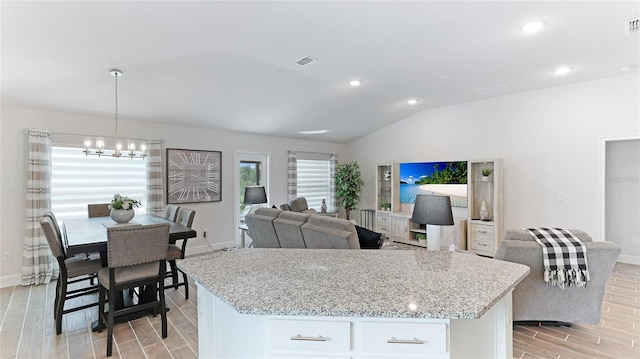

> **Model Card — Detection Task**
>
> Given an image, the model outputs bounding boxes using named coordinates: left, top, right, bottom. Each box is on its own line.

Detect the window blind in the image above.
left=296, top=159, right=330, bottom=211
left=51, top=146, right=147, bottom=221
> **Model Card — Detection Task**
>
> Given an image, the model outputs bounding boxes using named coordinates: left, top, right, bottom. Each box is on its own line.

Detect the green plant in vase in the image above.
left=481, top=168, right=493, bottom=177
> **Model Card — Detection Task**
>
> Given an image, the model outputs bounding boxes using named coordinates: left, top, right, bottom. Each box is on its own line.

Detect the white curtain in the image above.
left=22, top=129, right=58, bottom=285
left=146, top=140, right=165, bottom=216
left=287, top=150, right=297, bottom=201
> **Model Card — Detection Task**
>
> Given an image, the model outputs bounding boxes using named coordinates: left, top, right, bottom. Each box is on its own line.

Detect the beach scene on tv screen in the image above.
left=400, top=161, right=468, bottom=208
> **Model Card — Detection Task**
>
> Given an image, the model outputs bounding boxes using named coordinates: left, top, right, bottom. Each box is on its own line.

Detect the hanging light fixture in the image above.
left=83, top=69, right=147, bottom=159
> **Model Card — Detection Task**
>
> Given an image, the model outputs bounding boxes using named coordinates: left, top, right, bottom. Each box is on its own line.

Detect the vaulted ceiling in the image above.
left=2, top=1, right=638, bottom=143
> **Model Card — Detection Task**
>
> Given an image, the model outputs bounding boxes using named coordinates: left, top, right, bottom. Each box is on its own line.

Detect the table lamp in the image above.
left=243, top=185, right=268, bottom=205
left=411, top=194, right=454, bottom=251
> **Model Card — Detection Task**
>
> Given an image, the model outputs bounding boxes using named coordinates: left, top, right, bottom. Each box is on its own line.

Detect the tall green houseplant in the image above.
left=335, top=161, right=364, bottom=220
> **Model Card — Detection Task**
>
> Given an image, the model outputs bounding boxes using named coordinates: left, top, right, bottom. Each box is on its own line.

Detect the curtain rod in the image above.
left=289, top=150, right=337, bottom=156
left=23, top=129, right=162, bottom=143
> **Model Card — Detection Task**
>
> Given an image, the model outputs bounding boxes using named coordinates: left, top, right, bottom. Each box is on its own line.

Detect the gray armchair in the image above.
left=494, top=229, right=620, bottom=324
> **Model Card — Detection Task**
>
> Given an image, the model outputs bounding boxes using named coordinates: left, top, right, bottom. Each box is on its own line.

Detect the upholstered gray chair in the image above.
left=98, top=223, right=170, bottom=357
left=494, top=229, right=621, bottom=325
left=165, top=207, right=195, bottom=299
left=40, top=216, right=102, bottom=335
left=164, top=204, right=180, bottom=222
left=87, top=203, right=110, bottom=217
left=244, top=208, right=282, bottom=248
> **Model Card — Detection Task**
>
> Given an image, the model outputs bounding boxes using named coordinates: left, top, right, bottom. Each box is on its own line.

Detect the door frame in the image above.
left=234, top=151, right=270, bottom=247
left=599, top=135, right=639, bottom=264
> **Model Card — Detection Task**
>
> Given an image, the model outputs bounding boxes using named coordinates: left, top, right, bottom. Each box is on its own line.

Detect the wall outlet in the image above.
left=2, top=251, right=11, bottom=262
left=557, top=192, right=566, bottom=201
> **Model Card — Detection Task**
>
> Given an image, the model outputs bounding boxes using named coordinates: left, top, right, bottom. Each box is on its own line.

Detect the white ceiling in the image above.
left=2, top=1, right=638, bottom=143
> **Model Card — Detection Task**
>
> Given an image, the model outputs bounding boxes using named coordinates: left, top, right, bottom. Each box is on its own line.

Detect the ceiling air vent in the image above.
left=295, top=56, right=317, bottom=66
left=628, top=19, right=639, bottom=34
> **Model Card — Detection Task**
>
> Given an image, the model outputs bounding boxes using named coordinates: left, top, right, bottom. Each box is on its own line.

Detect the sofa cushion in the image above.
left=278, top=211, right=311, bottom=223
left=301, top=224, right=358, bottom=249
left=306, top=216, right=360, bottom=249
left=504, top=228, right=592, bottom=242
left=355, top=225, right=384, bottom=249
left=273, top=218, right=307, bottom=248
left=254, top=207, right=283, bottom=218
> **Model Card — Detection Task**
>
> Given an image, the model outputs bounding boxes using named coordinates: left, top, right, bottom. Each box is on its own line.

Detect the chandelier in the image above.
left=83, top=69, right=147, bottom=159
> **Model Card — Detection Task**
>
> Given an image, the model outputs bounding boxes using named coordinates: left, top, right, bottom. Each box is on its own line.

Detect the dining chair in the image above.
left=165, top=207, right=195, bottom=299
left=40, top=216, right=102, bottom=335
left=164, top=204, right=180, bottom=222
left=97, top=223, right=170, bottom=357
left=87, top=203, right=111, bottom=218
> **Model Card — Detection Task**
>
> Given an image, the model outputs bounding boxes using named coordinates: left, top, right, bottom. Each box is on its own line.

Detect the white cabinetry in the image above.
left=467, top=159, right=503, bottom=257
left=198, top=284, right=514, bottom=359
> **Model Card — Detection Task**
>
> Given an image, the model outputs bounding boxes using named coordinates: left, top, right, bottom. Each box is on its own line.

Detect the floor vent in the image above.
left=295, top=56, right=317, bottom=66
left=628, top=19, right=639, bottom=34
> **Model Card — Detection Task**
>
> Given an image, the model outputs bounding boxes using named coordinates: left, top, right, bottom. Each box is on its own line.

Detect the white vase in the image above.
left=480, top=201, right=490, bottom=221
left=110, top=208, right=135, bottom=223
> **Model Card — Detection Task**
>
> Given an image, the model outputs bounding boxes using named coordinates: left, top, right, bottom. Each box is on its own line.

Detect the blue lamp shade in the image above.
left=243, top=186, right=268, bottom=205
left=411, top=194, right=454, bottom=226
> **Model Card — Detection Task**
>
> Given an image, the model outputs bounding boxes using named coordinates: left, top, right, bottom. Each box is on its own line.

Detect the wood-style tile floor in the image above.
left=1, top=263, right=638, bottom=359
left=0, top=277, right=198, bottom=359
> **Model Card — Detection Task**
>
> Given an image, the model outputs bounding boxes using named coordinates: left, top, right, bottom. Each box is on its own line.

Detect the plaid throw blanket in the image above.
left=524, top=228, right=590, bottom=288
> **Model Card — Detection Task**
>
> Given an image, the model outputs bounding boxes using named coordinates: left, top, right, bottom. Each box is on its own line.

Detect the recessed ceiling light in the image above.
left=407, top=99, right=418, bottom=105
left=522, top=21, right=544, bottom=33
left=349, top=80, right=361, bottom=87
left=298, top=130, right=328, bottom=135
left=554, top=67, right=572, bottom=75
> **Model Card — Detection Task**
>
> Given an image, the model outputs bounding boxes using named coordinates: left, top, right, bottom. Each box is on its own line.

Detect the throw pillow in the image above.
left=355, top=225, right=383, bottom=249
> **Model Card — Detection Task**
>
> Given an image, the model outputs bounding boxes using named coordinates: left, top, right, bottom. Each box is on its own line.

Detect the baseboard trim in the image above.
left=617, top=254, right=640, bottom=265
left=186, top=241, right=236, bottom=257
left=0, top=274, right=22, bottom=288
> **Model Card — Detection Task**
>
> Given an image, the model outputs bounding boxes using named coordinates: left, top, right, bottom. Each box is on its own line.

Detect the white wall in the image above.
left=348, top=73, right=640, bottom=242
left=0, top=106, right=346, bottom=286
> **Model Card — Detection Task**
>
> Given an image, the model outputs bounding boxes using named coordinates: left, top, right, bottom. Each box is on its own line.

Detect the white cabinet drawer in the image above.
left=361, top=321, right=447, bottom=355
left=268, top=319, right=351, bottom=353
left=470, top=223, right=494, bottom=240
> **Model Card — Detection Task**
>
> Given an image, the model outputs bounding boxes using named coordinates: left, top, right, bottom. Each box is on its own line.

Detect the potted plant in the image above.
left=335, top=161, right=364, bottom=221
left=481, top=168, right=493, bottom=181
left=416, top=233, right=427, bottom=244
left=109, top=193, right=141, bottom=223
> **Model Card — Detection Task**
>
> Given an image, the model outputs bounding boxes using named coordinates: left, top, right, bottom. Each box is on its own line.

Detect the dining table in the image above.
left=63, top=212, right=197, bottom=259
left=62, top=212, right=197, bottom=331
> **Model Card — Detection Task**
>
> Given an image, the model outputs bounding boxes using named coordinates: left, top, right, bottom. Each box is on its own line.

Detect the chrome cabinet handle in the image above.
left=387, top=337, right=425, bottom=344
left=478, top=230, right=487, bottom=233
left=290, top=334, right=327, bottom=342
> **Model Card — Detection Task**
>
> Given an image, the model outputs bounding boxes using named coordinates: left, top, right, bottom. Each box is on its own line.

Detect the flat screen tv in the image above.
left=399, top=161, right=468, bottom=208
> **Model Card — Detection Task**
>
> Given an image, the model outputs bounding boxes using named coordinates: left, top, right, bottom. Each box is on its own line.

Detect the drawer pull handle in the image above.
left=387, top=337, right=425, bottom=345
left=290, top=334, right=328, bottom=342
left=478, top=230, right=487, bottom=233
left=479, top=243, right=487, bottom=246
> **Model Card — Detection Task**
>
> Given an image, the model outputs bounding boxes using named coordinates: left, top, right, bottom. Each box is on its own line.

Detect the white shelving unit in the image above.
left=467, top=159, right=503, bottom=257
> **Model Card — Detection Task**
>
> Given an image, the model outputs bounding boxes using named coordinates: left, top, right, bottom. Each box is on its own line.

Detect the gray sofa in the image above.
left=494, top=229, right=620, bottom=324
left=245, top=208, right=360, bottom=249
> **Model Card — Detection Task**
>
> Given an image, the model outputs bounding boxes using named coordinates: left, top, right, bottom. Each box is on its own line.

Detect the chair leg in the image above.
left=97, top=286, right=106, bottom=333
left=159, top=281, right=167, bottom=338
left=181, top=270, right=189, bottom=300
left=55, top=278, right=67, bottom=335
left=169, top=261, right=178, bottom=289
left=53, top=279, right=60, bottom=319
left=107, top=289, right=114, bottom=357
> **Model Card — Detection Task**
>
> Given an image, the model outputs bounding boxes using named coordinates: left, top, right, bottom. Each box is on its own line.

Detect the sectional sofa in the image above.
left=244, top=208, right=362, bottom=249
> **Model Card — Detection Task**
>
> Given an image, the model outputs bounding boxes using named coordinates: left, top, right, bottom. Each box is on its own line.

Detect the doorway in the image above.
left=601, top=137, right=639, bottom=264
left=234, top=151, right=269, bottom=247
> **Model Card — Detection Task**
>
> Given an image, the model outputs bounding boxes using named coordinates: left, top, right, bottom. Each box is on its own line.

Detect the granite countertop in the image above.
left=177, top=248, right=529, bottom=320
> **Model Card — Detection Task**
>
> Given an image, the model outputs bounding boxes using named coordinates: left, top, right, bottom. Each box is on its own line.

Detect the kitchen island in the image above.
left=178, top=248, right=529, bottom=358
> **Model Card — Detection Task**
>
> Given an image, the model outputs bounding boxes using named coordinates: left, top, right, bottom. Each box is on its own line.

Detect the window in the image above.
left=51, top=146, right=147, bottom=221
left=296, top=159, right=330, bottom=211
